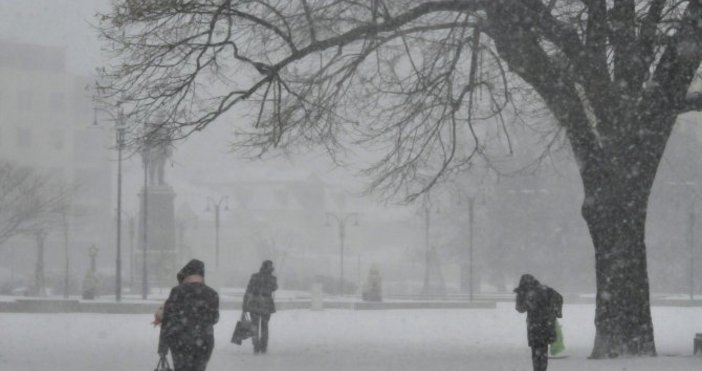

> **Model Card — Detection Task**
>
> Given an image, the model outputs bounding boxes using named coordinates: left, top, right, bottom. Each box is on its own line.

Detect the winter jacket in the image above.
left=244, top=271, right=278, bottom=314
left=514, top=274, right=563, bottom=347
left=162, top=260, right=220, bottom=355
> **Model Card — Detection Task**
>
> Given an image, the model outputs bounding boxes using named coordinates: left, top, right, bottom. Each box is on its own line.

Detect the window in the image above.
left=16, top=127, right=32, bottom=147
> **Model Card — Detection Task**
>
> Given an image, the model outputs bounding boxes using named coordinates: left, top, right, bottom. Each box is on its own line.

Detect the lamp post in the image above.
left=687, top=200, right=696, bottom=300
left=128, top=214, right=135, bottom=289
left=115, top=110, right=126, bottom=302
left=60, top=206, right=70, bottom=299
left=94, top=106, right=126, bottom=302
left=89, top=244, right=99, bottom=274
left=467, top=196, right=475, bottom=302
left=117, top=209, right=135, bottom=291
left=141, top=141, right=149, bottom=299
left=326, top=212, right=359, bottom=295
left=34, top=230, right=48, bottom=297
left=422, top=203, right=431, bottom=295
left=206, top=196, right=229, bottom=268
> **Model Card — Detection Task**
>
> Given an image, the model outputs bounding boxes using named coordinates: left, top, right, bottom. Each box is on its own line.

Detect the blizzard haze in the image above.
left=1, top=1, right=702, bottom=370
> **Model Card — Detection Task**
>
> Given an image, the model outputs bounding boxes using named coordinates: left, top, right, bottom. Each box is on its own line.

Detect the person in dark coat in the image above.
left=161, top=259, right=219, bottom=371
left=514, top=274, right=563, bottom=371
left=243, top=260, right=278, bottom=354
left=155, top=269, right=188, bottom=356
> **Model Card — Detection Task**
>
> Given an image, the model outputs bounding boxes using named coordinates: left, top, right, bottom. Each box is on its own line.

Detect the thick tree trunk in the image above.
left=581, top=163, right=657, bottom=358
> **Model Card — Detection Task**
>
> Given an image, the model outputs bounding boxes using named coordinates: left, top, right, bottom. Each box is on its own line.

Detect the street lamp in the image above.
left=34, top=230, right=48, bottom=297
left=421, top=199, right=433, bottom=296
left=687, top=200, right=695, bottom=301
left=94, top=106, right=126, bottom=302
left=116, top=209, right=135, bottom=291
left=206, top=196, right=229, bottom=268
left=115, top=110, right=126, bottom=302
left=467, top=196, right=475, bottom=302
left=88, top=244, right=99, bottom=274
left=140, top=129, right=150, bottom=300
left=128, top=214, right=135, bottom=289
left=326, top=212, right=359, bottom=295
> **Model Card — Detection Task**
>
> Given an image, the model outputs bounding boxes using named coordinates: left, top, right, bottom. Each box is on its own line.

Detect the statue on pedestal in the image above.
left=136, top=123, right=178, bottom=291
left=141, top=126, right=173, bottom=186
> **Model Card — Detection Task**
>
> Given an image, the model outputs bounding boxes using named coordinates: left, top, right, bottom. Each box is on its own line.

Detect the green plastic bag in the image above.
left=549, top=320, right=565, bottom=356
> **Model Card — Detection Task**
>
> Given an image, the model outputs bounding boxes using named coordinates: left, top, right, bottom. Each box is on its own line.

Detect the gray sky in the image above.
left=0, top=0, right=105, bottom=76
left=0, top=0, right=374, bottom=207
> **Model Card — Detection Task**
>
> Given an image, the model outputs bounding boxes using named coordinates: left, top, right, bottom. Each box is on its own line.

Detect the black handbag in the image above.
left=154, top=354, right=172, bottom=371
left=231, top=312, right=256, bottom=345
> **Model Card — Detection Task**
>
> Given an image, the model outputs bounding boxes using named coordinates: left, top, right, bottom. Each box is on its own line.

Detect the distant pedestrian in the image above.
left=161, top=259, right=219, bottom=371
left=243, top=260, right=278, bottom=354
left=514, top=274, right=563, bottom=371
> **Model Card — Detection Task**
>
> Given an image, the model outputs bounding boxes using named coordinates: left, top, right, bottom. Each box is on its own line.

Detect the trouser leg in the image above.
left=531, top=345, right=548, bottom=371
left=259, top=314, right=271, bottom=353
left=194, top=345, right=213, bottom=371
left=250, top=313, right=262, bottom=353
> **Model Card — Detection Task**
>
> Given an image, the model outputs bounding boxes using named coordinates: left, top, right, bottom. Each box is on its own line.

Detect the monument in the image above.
left=134, top=127, right=177, bottom=294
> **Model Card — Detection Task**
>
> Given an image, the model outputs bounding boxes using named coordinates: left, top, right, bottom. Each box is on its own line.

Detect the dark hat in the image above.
left=260, top=259, right=274, bottom=273
left=514, top=273, right=539, bottom=292
left=178, top=259, right=205, bottom=279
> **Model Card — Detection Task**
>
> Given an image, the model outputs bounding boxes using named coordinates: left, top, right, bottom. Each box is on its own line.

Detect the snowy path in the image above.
left=1, top=303, right=700, bottom=370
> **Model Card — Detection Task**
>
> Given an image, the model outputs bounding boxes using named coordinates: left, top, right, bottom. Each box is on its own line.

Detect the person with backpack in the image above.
left=514, top=274, right=563, bottom=371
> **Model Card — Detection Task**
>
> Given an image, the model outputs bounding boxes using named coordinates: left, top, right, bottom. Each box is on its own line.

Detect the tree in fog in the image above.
left=0, top=161, right=73, bottom=295
left=99, top=0, right=702, bottom=357
left=0, top=161, right=70, bottom=245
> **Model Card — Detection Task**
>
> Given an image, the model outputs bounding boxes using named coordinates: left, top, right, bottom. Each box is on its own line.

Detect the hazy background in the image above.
left=0, top=0, right=701, bottom=299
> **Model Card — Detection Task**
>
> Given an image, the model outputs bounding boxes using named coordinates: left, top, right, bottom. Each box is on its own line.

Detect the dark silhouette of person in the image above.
left=243, top=260, right=278, bottom=354
left=514, top=274, right=563, bottom=371
left=161, top=259, right=219, bottom=371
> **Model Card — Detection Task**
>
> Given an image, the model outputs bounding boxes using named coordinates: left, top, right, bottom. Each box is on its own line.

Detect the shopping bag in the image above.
left=549, top=320, right=565, bottom=356
left=154, top=354, right=172, bottom=371
left=231, top=312, right=256, bottom=345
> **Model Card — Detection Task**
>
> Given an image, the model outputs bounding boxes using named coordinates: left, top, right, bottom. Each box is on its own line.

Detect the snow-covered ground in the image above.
left=0, top=302, right=700, bottom=371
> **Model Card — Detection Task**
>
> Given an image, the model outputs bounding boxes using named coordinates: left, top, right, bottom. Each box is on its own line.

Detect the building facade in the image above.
left=0, top=41, right=112, bottom=294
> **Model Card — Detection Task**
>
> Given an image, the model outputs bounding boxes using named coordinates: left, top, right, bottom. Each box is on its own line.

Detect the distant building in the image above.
left=0, top=41, right=112, bottom=291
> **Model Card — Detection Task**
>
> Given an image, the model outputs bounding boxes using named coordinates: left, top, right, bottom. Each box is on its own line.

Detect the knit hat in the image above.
left=178, top=259, right=205, bottom=279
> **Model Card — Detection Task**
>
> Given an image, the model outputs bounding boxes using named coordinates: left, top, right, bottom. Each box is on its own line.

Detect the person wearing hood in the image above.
left=243, top=260, right=278, bottom=354
left=514, top=274, right=563, bottom=371
left=161, top=259, right=219, bottom=371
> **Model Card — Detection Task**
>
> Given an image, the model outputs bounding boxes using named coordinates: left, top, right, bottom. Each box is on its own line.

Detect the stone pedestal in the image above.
left=134, top=185, right=177, bottom=292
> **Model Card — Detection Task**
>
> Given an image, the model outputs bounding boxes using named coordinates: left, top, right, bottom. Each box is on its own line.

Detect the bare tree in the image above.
left=0, top=161, right=71, bottom=245
left=98, top=0, right=702, bottom=357
left=0, top=161, right=75, bottom=296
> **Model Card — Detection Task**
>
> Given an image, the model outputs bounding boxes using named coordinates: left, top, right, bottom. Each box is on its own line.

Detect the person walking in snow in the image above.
left=154, top=269, right=189, bottom=356
left=514, top=274, right=563, bottom=371
left=161, top=259, right=219, bottom=371
left=243, top=260, right=278, bottom=354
